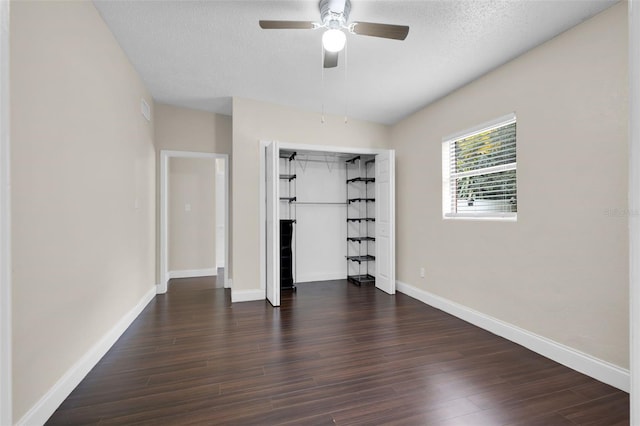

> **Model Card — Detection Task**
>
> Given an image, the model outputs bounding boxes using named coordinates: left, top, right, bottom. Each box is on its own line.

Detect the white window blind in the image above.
left=442, top=113, right=517, bottom=220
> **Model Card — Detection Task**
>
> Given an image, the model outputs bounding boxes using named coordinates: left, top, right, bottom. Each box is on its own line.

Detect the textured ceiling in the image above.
left=93, top=0, right=618, bottom=125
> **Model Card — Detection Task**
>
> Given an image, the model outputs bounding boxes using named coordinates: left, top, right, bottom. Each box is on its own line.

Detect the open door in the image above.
left=375, top=150, right=396, bottom=294
left=265, top=141, right=281, bottom=306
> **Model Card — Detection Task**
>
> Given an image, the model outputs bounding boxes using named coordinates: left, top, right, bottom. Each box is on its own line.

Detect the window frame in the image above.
left=442, top=113, right=517, bottom=222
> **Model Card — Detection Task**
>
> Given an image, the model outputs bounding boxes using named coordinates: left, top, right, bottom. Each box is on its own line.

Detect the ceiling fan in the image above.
left=259, top=0, right=409, bottom=69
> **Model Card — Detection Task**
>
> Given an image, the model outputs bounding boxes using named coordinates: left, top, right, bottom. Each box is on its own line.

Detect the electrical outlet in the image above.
left=420, top=267, right=425, bottom=278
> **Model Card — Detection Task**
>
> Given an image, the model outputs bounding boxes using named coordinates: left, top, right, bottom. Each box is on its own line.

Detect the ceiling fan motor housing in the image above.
left=320, top=0, right=351, bottom=27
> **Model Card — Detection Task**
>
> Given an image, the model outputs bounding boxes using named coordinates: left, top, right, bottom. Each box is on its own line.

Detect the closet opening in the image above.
left=261, top=141, right=395, bottom=307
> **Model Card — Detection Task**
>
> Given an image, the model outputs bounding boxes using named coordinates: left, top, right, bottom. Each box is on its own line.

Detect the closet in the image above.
left=264, top=141, right=395, bottom=307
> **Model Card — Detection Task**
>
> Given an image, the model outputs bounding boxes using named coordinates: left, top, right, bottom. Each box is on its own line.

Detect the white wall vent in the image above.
left=140, top=98, right=151, bottom=122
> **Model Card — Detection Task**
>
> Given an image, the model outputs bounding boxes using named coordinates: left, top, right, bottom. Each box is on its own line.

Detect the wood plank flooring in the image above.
left=46, top=278, right=629, bottom=425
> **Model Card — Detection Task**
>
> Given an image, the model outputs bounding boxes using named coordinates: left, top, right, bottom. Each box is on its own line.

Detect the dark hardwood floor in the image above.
left=47, top=278, right=629, bottom=425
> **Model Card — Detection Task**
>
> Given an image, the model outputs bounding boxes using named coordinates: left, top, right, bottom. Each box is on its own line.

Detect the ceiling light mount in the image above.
left=320, top=0, right=351, bottom=26
left=319, top=0, right=350, bottom=53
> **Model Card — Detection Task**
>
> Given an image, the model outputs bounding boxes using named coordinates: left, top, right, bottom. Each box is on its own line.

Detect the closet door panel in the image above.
left=265, top=142, right=280, bottom=306
left=375, top=150, right=396, bottom=294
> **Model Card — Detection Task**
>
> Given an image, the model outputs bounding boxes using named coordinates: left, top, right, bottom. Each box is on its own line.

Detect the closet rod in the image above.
left=294, top=157, right=351, bottom=164
left=294, top=201, right=348, bottom=205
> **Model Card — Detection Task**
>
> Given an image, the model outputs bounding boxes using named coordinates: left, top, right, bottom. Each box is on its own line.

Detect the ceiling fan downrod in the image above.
left=320, top=0, right=351, bottom=28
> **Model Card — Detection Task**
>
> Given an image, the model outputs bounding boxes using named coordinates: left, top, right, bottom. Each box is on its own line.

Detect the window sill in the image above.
left=443, top=213, right=517, bottom=222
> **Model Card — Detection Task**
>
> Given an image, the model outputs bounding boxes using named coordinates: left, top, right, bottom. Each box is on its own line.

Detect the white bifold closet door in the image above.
left=375, top=150, right=396, bottom=294
left=265, top=141, right=280, bottom=307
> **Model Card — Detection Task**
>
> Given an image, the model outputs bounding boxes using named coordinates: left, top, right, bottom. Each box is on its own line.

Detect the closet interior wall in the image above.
left=280, top=151, right=348, bottom=283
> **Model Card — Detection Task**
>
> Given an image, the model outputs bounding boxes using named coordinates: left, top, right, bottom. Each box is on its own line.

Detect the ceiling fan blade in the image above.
left=324, top=49, right=338, bottom=68
left=351, top=22, right=409, bottom=40
left=259, top=20, right=315, bottom=30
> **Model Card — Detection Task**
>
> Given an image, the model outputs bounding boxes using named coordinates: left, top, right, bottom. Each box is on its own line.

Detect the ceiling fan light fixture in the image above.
left=322, top=29, right=346, bottom=52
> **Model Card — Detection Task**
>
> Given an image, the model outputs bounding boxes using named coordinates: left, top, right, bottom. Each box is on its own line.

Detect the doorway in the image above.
left=159, top=150, right=229, bottom=293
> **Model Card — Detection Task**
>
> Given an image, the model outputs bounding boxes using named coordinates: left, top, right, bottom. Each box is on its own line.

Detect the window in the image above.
left=442, top=113, right=517, bottom=220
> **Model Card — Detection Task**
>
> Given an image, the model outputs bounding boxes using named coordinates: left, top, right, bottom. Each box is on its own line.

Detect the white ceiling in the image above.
left=93, top=0, right=618, bottom=125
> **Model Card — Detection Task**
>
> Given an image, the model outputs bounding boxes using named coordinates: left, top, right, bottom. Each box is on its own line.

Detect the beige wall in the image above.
left=10, top=0, right=155, bottom=420
left=391, top=3, right=628, bottom=368
left=154, top=103, right=232, bottom=155
left=154, top=103, right=231, bottom=282
left=231, top=97, right=391, bottom=292
left=169, top=158, right=216, bottom=272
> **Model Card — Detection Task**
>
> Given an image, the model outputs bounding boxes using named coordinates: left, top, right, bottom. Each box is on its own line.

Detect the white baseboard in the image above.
left=396, top=280, right=630, bottom=392
left=168, top=268, right=216, bottom=279
left=17, top=286, right=156, bottom=426
left=224, top=277, right=232, bottom=289
left=296, top=272, right=346, bottom=283
left=231, top=289, right=264, bottom=303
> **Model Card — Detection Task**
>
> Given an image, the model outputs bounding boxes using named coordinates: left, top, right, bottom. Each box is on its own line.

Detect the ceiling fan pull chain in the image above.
left=321, top=42, right=326, bottom=124
left=344, top=40, right=348, bottom=124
